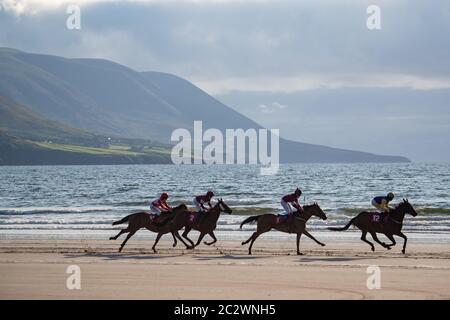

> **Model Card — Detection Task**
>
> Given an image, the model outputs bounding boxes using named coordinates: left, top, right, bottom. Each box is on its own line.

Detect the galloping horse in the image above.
left=328, top=199, right=418, bottom=254
left=166, top=199, right=233, bottom=248
left=240, top=203, right=327, bottom=255
left=109, top=204, right=191, bottom=252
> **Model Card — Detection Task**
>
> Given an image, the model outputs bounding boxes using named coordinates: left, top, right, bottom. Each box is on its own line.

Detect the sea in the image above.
left=1, top=163, right=449, bottom=244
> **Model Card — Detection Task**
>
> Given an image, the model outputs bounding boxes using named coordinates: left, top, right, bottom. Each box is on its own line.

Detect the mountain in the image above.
left=0, top=94, right=104, bottom=145
left=0, top=95, right=171, bottom=165
left=0, top=47, right=409, bottom=163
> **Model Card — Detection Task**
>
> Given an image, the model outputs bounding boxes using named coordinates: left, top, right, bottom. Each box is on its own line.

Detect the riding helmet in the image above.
left=295, top=188, right=302, bottom=196
left=387, top=192, right=395, bottom=200
left=207, top=191, right=215, bottom=197
left=160, top=192, right=169, bottom=200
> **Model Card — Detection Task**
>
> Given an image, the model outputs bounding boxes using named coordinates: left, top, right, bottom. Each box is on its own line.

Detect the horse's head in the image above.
left=398, top=198, right=418, bottom=217
left=307, top=202, right=327, bottom=220
left=217, top=198, right=232, bottom=214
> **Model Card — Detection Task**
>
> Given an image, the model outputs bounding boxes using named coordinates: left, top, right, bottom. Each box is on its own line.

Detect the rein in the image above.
left=390, top=217, right=402, bottom=225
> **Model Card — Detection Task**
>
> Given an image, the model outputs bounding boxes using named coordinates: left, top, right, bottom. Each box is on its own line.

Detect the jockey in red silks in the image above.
left=281, top=188, right=303, bottom=215
left=193, top=191, right=214, bottom=212
left=150, top=192, right=172, bottom=216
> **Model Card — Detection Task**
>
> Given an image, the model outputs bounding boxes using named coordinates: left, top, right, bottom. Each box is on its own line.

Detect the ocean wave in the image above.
left=0, top=206, right=116, bottom=215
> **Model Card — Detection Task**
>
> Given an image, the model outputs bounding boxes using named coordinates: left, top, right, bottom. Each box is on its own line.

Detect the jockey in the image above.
left=150, top=192, right=172, bottom=216
left=281, top=188, right=303, bottom=215
left=372, top=192, right=395, bottom=213
left=193, top=191, right=214, bottom=212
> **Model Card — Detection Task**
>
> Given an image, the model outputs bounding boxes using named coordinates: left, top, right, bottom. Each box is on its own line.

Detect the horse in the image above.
left=327, top=199, right=418, bottom=254
left=109, top=204, right=192, bottom=253
left=166, top=198, right=232, bottom=248
left=240, top=203, right=328, bottom=255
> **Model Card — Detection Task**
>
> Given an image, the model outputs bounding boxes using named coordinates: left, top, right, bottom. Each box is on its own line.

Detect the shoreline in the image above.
left=1, top=239, right=449, bottom=299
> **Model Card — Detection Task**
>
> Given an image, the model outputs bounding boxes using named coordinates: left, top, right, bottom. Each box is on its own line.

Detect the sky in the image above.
left=1, top=0, right=449, bottom=161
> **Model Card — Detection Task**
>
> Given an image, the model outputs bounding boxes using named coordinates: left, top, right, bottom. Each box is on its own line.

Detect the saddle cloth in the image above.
left=371, top=213, right=388, bottom=224
left=188, top=212, right=197, bottom=223
left=276, top=214, right=292, bottom=225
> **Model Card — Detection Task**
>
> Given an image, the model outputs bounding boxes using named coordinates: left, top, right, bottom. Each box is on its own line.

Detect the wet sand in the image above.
left=0, top=239, right=449, bottom=299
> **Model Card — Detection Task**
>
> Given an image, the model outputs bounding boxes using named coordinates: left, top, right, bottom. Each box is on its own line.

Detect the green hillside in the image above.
left=0, top=47, right=410, bottom=164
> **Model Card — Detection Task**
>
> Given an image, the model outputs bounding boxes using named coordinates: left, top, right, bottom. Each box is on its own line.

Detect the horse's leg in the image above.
left=302, top=230, right=326, bottom=247
left=384, top=233, right=396, bottom=249
left=151, top=232, right=163, bottom=253
left=248, top=232, right=264, bottom=255
left=118, top=229, right=137, bottom=252
left=110, top=227, right=128, bottom=240
left=173, top=231, right=191, bottom=249
left=171, top=232, right=178, bottom=247
left=396, top=231, right=408, bottom=254
left=242, top=232, right=256, bottom=245
left=204, top=232, right=217, bottom=246
left=182, top=227, right=195, bottom=247
left=360, top=230, right=375, bottom=252
left=193, top=232, right=207, bottom=247
left=296, top=233, right=303, bottom=255
left=369, top=232, right=388, bottom=249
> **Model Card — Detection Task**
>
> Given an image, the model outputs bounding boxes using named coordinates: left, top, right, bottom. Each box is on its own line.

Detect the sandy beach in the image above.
left=0, top=238, right=449, bottom=300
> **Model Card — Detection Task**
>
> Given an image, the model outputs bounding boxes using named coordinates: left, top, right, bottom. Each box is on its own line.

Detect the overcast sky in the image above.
left=1, top=0, right=449, bottom=161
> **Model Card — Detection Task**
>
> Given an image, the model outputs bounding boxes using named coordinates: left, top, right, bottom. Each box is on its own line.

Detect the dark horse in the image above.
left=240, top=203, right=327, bottom=255
left=109, top=204, right=191, bottom=253
left=161, top=199, right=233, bottom=248
left=328, top=199, right=418, bottom=254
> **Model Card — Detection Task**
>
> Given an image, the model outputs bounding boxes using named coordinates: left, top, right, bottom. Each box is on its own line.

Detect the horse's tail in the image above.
left=112, top=215, right=131, bottom=226
left=327, top=218, right=355, bottom=231
left=240, top=215, right=260, bottom=229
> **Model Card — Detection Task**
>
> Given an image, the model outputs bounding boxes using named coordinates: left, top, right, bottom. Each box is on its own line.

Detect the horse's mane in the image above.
left=173, top=203, right=187, bottom=210
left=303, top=203, right=317, bottom=209
left=394, top=201, right=408, bottom=210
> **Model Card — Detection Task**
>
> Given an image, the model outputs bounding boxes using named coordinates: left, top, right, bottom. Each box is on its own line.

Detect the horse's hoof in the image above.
left=172, top=243, right=177, bottom=247
left=109, top=237, right=114, bottom=240
left=241, top=242, right=245, bottom=246
left=402, top=250, right=406, bottom=254
left=297, top=252, right=304, bottom=256
left=321, top=243, right=326, bottom=247
left=386, top=246, right=392, bottom=250
left=371, top=247, right=375, bottom=252
left=118, top=248, right=122, bottom=253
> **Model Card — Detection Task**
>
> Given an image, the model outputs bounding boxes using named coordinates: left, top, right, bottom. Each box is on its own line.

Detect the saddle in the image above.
left=188, top=211, right=205, bottom=224
left=276, top=214, right=293, bottom=225
left=148, top=212, right=171, bottom=224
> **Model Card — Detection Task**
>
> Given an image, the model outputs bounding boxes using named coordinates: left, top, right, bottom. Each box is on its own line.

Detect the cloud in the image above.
left=258, top=102, right=288, bottom=113
left=192, top=74, right=450, bottom=95
left=217, top=87, right=450, bottom=161
left=2, top=0, right=449, bottom=93
left=0, top=0, right=273, bottom=15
